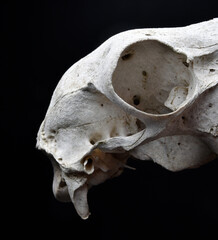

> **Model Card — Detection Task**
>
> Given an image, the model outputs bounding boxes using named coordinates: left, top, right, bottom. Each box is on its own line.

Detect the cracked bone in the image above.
left=36, top=19, right=218, bottom=219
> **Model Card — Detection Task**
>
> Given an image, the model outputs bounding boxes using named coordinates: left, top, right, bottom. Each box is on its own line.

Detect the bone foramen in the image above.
left=36, top=19, right=218, bottom=219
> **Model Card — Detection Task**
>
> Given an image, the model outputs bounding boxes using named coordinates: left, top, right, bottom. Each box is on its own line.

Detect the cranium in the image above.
left=36, top=19, right=218, bottom=219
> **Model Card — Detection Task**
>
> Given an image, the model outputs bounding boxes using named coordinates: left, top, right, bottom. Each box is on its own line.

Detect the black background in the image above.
left=3, top=0, right=218, bottom=239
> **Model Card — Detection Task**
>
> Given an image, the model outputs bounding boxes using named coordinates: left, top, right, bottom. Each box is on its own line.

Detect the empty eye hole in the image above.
left=112, top=40, right=193, bottom=115
left=82, top=156, right=94, bottom=174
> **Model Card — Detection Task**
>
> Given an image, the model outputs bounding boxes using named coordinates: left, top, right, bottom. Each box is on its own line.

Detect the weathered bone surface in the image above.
left=36, top=19, right=218, bottom=219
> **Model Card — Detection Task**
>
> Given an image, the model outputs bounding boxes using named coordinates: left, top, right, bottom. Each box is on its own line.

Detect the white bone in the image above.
left=36, top=19, right=218, bottom=219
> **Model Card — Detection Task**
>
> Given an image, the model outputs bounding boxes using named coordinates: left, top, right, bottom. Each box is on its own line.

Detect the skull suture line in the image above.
left=36, top=19, right=218, bottom=219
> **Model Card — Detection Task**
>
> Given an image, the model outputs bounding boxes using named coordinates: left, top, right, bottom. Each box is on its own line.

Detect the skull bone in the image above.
left=36, top=19, right=218, bottom=219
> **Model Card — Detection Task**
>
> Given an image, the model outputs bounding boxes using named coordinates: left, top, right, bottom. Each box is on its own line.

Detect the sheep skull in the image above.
left=36, top=19, right=218, bottom=219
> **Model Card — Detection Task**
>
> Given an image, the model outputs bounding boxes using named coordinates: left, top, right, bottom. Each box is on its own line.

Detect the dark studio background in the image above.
left=3, top=0, right=218, bottom=238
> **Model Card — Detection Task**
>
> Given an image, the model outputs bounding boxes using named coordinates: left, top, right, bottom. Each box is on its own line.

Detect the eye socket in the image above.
left=112, top=40, right=193, bottom=115
left=82, top=156, right=94, bottom=174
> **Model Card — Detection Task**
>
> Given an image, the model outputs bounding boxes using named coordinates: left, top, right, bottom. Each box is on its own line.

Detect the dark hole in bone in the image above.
left=121, top=53, right=133, bottom=60
left=84, top=158, right=93, bottom=172
left=142, top=70, right=147, bottom=77
left=181, top=116, right=185, bottom=123
left=48, top=135, right=54, bottom=139
left=208, top=103, right=213, bottom=107
left=90, top=139, right=95, bottom=145
left=136, top=119, right=145, bottom=130
left=101, top=104, right=104, bottom=107
left=133, top=95, right=140, bottom=105
left=59, top=179, right=66, bottom=188
left=210, top=69, right=215, bottom=72
left=89, top=133, right=103, bottom=145
left=178, top=142, right=181, bottom=146
left=182, top=61, right=189, bottom=67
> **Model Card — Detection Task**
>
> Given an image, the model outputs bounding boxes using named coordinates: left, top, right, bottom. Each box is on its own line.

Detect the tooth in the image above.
left=63, top=173, right=89, bottom=219
left=73, top=184, right=90, bottom=219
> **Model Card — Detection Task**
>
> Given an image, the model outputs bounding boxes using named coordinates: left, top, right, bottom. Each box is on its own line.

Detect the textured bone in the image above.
left=36, top=19, right=218, bottom=219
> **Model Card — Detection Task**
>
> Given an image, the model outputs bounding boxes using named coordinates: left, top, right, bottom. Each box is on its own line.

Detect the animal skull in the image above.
left=36, top=19, right=218, bottom=219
